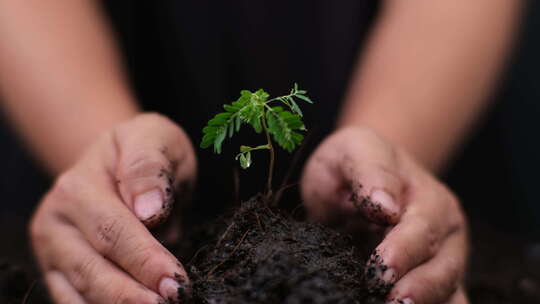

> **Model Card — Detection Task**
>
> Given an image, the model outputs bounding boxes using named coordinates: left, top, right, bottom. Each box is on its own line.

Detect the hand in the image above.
left=30, top=113, right=197, bottom=304
left=301, top=126, right=468, bottom=304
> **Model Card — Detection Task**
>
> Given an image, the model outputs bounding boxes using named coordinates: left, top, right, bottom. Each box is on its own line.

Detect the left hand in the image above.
left=301, top=126, right=468, bottom=304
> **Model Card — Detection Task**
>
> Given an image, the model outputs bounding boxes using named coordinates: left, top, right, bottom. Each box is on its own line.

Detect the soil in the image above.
left=175, top=195, right=385, bottom=304
left=1, top=198, right=540, bottom=303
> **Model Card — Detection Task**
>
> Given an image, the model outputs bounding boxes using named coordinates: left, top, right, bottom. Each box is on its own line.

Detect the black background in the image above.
left=0, top=0, right=539, bottom=264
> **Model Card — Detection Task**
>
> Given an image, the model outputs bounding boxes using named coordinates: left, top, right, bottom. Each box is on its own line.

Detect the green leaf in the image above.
left=208, top=112, right=231, bottom=125
left=228, top=121, right=234, bottom=138
left=236, top=90, right=253, bottom=105
left=223, top=104, right=236, bottom=112
left=202, top=126, right=217, bottom=134
left=296, top=94, right=313, bottom=104
left=201, top=84, right=313, bottom=156
left=232, top=90, right=266, bottom=133
left=213, top=127, right=227, bottom=154
left=235, top=115, right=241, bottom=132
left=200, top=133, right=214, bottom=149
left=238, top=151, right=252, bottom=169
left=200, top=90, right=256, bottom=152
left=245, top=152, right=252, bottom=168
left=290, top=100, right=303, bottom=117
left=266, top=107, right=305, bottom=152
left=253, top=89, right=270, bottom=101
left=239, top=153, right=247, bottom=169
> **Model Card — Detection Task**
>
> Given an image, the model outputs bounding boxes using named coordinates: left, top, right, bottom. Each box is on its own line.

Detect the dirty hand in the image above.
left=301, top=126, right=468, bottom=304
left=30, top=113, right=196, bottom=303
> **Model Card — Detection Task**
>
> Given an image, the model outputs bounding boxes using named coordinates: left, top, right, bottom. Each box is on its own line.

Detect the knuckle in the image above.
left=413, top=218, right=439, bottom=258
left=95, top=216, right=125, bottom=256
left=29, top=199, right=56, bottom=252
left=70, top=254, right=99, bottom=293
left=29, top=213, right=46, bottom=245
left=346, top=126, right=393, bottom=151
left=129, top=113, right=183, bottom=139
left=51, top=171, right=87, bottom=201
left=444, top=257, right=462, bottom=285
left=126, top=243, right=168, bottom=279
left=54, top=295, right=73, bottom=304
left=117, top=112, right=169, bottom=131
left=49, top=283, right=78, bottom=304
left=444, top=192, right=466, bottom=233
left=139, top=112, right=188, bottom=139
left=137, top=112, right=169, bottom=125
left=127, top=148, right=167, bottom=169
left=410, top=275, right=431, bottom=293
left=111, top=285, right=141, bottom=304
left=121, top=151, right=169, bottom=180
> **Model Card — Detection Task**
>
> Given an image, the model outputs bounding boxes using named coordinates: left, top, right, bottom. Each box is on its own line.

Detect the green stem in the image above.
left=261, top=115, right=274, bottom=198
left=242, top=144, right=270, bottom=152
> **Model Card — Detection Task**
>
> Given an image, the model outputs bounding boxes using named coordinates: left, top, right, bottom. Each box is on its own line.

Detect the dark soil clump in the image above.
left=181, top=196, right=384, bottom=304
left=2, top=201, right=540, bottom=303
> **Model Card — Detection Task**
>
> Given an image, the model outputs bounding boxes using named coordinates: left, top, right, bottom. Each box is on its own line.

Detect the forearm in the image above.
left=0, top=0, right=139, bottom=175
left=339, top=0, right=522, bottom=172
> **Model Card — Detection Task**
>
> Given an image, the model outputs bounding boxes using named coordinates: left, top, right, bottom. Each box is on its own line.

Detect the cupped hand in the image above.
left=30, top=113, right=197, bottom=304
left=301, top=126, right=468, bottom=304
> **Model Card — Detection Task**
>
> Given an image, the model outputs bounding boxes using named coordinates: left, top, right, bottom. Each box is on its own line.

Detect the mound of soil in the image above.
left=2, top=200, right=540, bottom=303
left=179, top=196, right=384, bottom=304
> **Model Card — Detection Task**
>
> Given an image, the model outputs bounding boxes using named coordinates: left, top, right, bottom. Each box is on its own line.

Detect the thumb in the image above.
left=302, top=127, right=403, bottom=226
left=112, top=113, right=197, bottom=227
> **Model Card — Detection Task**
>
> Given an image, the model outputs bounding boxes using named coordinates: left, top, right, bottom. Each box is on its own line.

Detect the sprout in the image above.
left=200, top=83, right=313, bottom=197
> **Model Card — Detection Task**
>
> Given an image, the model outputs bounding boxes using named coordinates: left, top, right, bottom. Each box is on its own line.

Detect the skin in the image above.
left=0, top=0, right=138, bottom=174
left=31, top=114, right=197, bottom=303
left=339, top=0, right=522, bottom=173
left=301, top=1, right=522, bottom=303
left=301, top=127, right=468, bottom=304
left=0, top=0, right=521, bottom=303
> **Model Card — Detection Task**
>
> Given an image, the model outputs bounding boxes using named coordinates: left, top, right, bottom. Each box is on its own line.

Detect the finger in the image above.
left=386, top=232, right=468, bottom=304
left=51, top=170, right=190, bottom=302
left=365, top=179, right=464, bottom=293
left=113, top=113, right=196, bottom=226
left=302, top=127, right=404, bottom=225
left=301, top=147, right=346, bottom=224
left=45, top=271, right=85, bottom=304
left=444, top=287, right=468, bottom=304
left=34, top=215, right=165, bottom=304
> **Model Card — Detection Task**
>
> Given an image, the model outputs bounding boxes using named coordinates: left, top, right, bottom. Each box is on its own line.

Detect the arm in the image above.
left=302, top=1, right=522, bottom=303
left=0, top=0, right=139, bottom=174
left=1, top=2, right=198, bottom=302
left=339, top=0, right=522, bottom=172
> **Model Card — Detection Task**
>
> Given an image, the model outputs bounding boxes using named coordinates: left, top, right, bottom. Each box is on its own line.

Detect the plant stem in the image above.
left=261, top=116, right=274, bottom=199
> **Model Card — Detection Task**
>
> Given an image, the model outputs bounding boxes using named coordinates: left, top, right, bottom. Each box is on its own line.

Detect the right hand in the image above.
left=30, top=113, right=197, bottom=304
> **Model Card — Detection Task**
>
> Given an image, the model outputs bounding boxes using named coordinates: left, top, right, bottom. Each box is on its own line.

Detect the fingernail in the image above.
left=386, top=298, right=414, bottom=304
left=365, top=251, right=397, bottom=294
left=159, top=277, right=181, bottom=302
left=367, top=265, right=397, bottom=286
left=371, top=189, right=399, bottom=215
left=381, top=267, right=397, bottom=283
left=134, top=189, right=163, bottom=221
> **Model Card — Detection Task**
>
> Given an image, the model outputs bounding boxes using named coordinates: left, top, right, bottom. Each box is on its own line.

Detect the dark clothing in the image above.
left=105, top=1, right=379, bottom=211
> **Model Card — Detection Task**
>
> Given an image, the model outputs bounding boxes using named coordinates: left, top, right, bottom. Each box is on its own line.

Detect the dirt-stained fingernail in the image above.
left=381, top=267, right=396, bottom=283
left=365, top=250, right=397, bottom=296
left=159, top=277, right=181, bottom=303
left=371, top=189, right=399, bottom=216
left=134, top=189, right=163, bottom=221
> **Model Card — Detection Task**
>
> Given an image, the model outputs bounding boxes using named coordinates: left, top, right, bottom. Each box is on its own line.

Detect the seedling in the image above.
left=200, top=83, right=313, bottom=198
